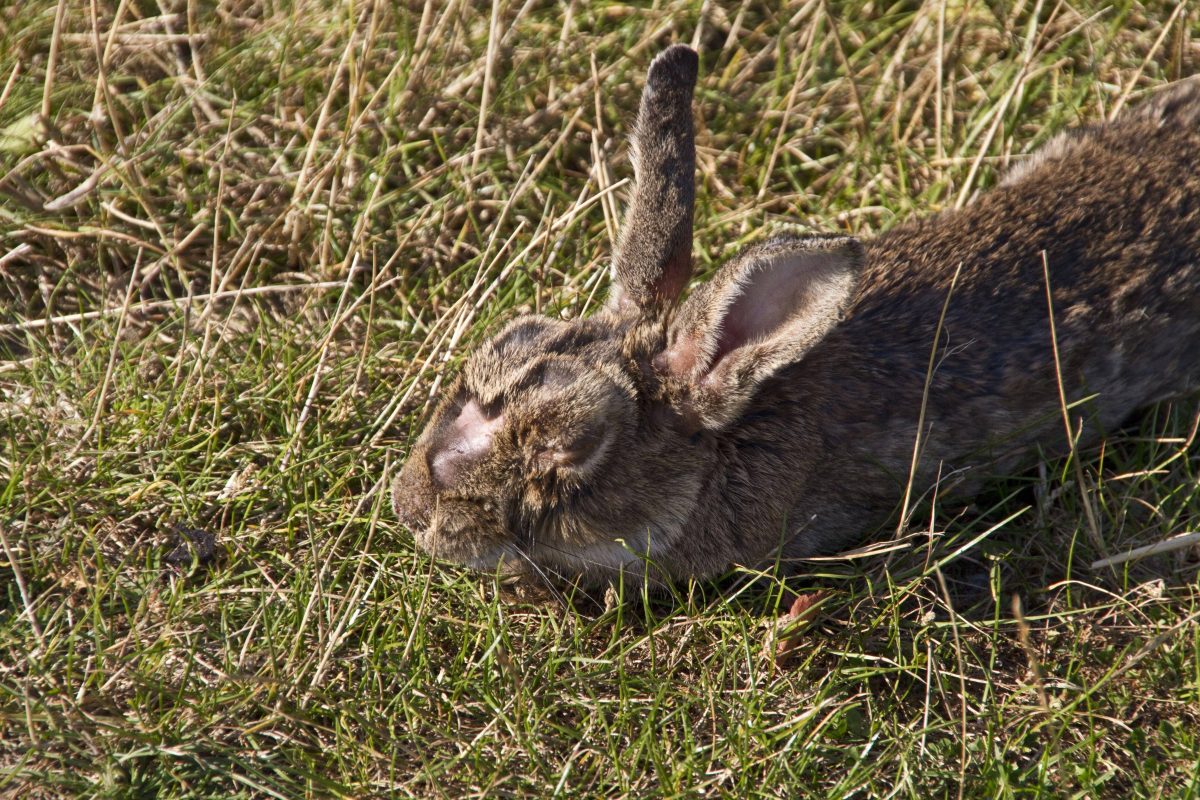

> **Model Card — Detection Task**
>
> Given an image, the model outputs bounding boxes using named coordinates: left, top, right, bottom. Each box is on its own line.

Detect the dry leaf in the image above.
left=774, top=591, right=826, bottom=668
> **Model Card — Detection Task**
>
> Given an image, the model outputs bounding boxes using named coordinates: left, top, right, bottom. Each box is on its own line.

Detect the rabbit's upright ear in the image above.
left=608, top=45, right=699, bottom=315
left=657, top=235, right=865, bottom=429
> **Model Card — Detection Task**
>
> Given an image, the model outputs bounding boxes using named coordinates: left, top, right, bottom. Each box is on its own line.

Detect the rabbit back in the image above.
left=776, top=81, right=1200, bottom=548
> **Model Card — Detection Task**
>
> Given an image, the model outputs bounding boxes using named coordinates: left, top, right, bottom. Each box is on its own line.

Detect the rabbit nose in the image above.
left=428, top=399, right=505, bottom=491
left=391, top=459, right=433, bottom=529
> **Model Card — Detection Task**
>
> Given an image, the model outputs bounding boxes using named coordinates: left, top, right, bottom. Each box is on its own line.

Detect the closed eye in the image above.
left=478, top=397, right=504, bottom=420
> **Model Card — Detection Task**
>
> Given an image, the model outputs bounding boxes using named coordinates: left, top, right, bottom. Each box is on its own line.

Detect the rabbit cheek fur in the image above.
left=394, top=43, right=1200, bottom=585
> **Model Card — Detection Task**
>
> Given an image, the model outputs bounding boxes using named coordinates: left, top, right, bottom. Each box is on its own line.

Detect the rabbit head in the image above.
left=392, top=45, right=866, bottom=582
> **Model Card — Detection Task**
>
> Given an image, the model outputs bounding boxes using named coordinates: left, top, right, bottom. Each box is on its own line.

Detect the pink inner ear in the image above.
left=655, top=335, right=699, bottom=378
left=713, top=261, right=809, bottom=364
left=429, top=399, right=504, bottom=491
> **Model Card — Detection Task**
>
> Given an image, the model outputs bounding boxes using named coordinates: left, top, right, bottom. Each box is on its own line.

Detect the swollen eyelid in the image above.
left=479, top=398, right=504, bottom=419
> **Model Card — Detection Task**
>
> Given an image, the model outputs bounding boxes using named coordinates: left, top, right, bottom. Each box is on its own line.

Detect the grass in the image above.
left=2, top=0, right=1200, bottom=796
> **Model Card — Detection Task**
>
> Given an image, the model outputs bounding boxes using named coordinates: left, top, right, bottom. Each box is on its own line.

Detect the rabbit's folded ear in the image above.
left=657, top=235, right=865, bottom=429
left=608, top=44, right=699, bottom=315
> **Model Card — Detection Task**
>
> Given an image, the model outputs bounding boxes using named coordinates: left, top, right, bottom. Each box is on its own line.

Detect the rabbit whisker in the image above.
left=510, top=544, right=575, bottom=606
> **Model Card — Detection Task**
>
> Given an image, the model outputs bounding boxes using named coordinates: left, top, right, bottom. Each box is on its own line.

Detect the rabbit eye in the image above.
left=478, top=397, right=504, bottom=420
left=454, top=387, right=503, bottom=421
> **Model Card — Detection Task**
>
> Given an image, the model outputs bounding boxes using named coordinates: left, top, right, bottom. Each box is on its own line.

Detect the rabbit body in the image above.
left=392, top=46, right=1200, bottom=585
left=765, top=90, right=1200, bottom=558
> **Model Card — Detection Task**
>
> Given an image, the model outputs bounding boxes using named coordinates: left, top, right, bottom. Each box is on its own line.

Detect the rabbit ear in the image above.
left=608, top=45, right=699, bottom=314
left=657, top=235, right=865, bottom=429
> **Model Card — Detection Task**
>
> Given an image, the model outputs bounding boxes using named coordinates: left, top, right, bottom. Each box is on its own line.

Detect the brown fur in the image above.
left=392, top=47, right=1200, bottom=585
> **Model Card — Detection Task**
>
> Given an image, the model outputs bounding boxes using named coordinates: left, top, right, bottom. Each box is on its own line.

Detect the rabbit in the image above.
left=391, top=44, right=1200, bottom=586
